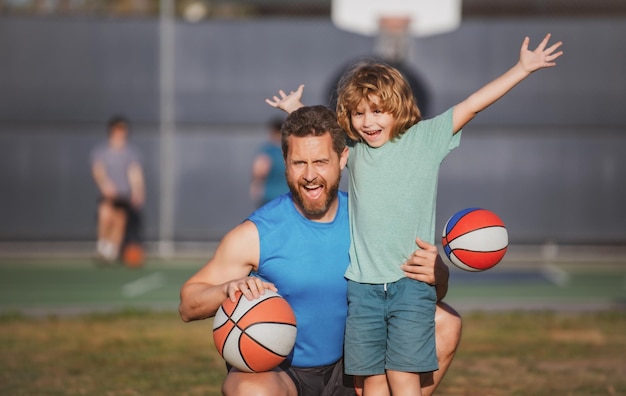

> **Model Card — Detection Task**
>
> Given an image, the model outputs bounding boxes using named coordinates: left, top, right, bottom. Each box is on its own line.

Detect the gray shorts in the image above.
left=287, top=359, right=356, bottom=396
left=227, top=359, right=355, bottom=396
left=344, top=278, right=438, bottom=375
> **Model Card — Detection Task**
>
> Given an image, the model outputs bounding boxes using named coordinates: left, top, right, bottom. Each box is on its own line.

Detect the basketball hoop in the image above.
left=332, top=0, right=462, bottom=38
left=327, top=0, right=461, bottom=116
left=376, top=16, right=412, bottom=62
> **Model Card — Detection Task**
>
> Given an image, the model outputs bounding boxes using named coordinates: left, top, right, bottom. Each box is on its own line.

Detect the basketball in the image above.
left=212, top=290, right=297, bottom=373
left=122, top=243, right=144, bottom=268
left=442, top=207, right=508, bottom=272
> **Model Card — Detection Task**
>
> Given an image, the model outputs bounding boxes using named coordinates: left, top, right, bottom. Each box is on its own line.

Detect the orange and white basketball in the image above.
left=212, top=290, right=297, bottom=373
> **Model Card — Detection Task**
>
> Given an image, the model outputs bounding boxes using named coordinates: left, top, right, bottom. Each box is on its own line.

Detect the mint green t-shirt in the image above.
left=344, top=108, right=461, bottom=284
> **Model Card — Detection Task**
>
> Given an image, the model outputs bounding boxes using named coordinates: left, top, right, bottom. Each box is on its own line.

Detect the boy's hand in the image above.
left=520, top=33, right=563, bottom=73
left=265, top=84, right=305, bottom=114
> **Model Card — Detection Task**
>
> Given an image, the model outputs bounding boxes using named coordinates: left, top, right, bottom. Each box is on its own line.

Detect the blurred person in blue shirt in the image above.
left=249, top=117, right=288, bottom=208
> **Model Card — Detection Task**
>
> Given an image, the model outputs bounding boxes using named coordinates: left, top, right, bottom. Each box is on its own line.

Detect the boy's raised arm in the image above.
left=452, top=33, right=563, bottom=133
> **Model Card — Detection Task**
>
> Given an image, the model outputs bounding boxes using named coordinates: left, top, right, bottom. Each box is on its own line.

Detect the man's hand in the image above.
left=401, top=237, right=450, bottom=301
left=401, top=238, right=437, bottom=283
left=101, top=181, right=117, bottom=199
left=223, top=276, right=278, bottom=302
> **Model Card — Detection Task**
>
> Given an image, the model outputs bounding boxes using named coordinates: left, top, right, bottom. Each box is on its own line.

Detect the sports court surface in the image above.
left=1, top=244, right=625, bottom=317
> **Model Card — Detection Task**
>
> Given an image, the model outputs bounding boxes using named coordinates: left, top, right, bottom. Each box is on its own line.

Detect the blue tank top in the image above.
left=248, top=192, right=350, bottom=367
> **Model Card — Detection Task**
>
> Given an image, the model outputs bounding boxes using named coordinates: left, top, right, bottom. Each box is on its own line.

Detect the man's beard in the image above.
left=288, top=178, right=339, bottom=219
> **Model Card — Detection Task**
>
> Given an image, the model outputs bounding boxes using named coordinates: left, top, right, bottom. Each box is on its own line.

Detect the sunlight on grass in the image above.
left=0, top=310, right=625, bottom=395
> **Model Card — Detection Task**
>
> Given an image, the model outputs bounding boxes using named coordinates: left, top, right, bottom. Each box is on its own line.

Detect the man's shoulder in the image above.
left=338, top=190, right=348, bottom=201
left=249, top=194, right=292, bottom=220
left=337, top=190, right=349, bottom=215
left=90, top=144, right=108, bottom=160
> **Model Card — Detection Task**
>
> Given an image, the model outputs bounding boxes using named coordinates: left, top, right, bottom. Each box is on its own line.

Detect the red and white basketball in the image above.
left=212, top=290, right=297, bottom=373
left=442, top=208, right=508, bottom=272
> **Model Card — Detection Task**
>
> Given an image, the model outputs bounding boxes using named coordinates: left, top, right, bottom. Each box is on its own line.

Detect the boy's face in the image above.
left=350, top=95, right=395, bottom=148
left=285, top=132, right=348, bottom=222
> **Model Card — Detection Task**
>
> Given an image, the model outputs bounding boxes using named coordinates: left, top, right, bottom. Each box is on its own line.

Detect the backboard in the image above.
left=331, top=0, right=462, bottom=38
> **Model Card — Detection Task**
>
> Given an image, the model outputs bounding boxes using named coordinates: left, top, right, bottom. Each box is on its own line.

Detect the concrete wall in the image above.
left=1, top=16, right=625, bottom=244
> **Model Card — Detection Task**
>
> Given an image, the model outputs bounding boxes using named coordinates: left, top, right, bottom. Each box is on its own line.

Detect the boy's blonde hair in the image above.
left=336, top=60, right=422, bottom=142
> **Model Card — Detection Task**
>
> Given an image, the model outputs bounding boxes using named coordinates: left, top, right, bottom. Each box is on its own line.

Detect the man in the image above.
left=91, top=116, right=145, bottom=263
left=179, top=106, right=461, bottom=396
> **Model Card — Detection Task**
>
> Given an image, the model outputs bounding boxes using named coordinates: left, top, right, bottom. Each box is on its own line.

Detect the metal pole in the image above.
left=159, top=0, right=175, bottom=258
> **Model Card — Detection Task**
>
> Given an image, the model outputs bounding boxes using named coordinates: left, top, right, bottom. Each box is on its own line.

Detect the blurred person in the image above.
left=91, top=116, right=145, bottom=263
left=179, top=106, right=461, bottom=396
left=249, top=116, right=288, bottom=208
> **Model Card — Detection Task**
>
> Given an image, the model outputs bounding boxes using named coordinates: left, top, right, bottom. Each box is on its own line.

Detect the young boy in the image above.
left=268, top=34, right=563, bottom=395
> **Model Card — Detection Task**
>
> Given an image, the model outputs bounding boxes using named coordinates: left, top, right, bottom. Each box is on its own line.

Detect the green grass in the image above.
left=1, top=310, right=625, bottom=395
left=0, top=258, right=625, bottom=394
left=443, top=311, right=626, bottom=396
left=0, top=311, right=224, bottom=396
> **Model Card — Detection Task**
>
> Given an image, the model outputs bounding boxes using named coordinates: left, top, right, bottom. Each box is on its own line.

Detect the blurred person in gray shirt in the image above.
left=91, top=116, right=145, bottom=263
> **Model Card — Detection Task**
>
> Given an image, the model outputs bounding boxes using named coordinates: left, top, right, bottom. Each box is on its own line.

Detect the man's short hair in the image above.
left=281, top=105, right=346, bottom=160
left=107, top=115, right=130, bottom=135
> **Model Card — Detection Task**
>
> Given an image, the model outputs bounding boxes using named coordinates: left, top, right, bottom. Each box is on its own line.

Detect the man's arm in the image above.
left=128, top=162, right=145, bottom=208
left=92, top=160, right=116, bottom=199
left=433, top=256, right=449, bottom=302
left=452, top=33, right=563, bottom=133
left=178, top=220, right=277, bottom=322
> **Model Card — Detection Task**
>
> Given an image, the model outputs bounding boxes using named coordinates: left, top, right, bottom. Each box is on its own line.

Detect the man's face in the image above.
left=285, top=133, right=348, bottom=222
left=109, top=123, right=129, bottom=148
